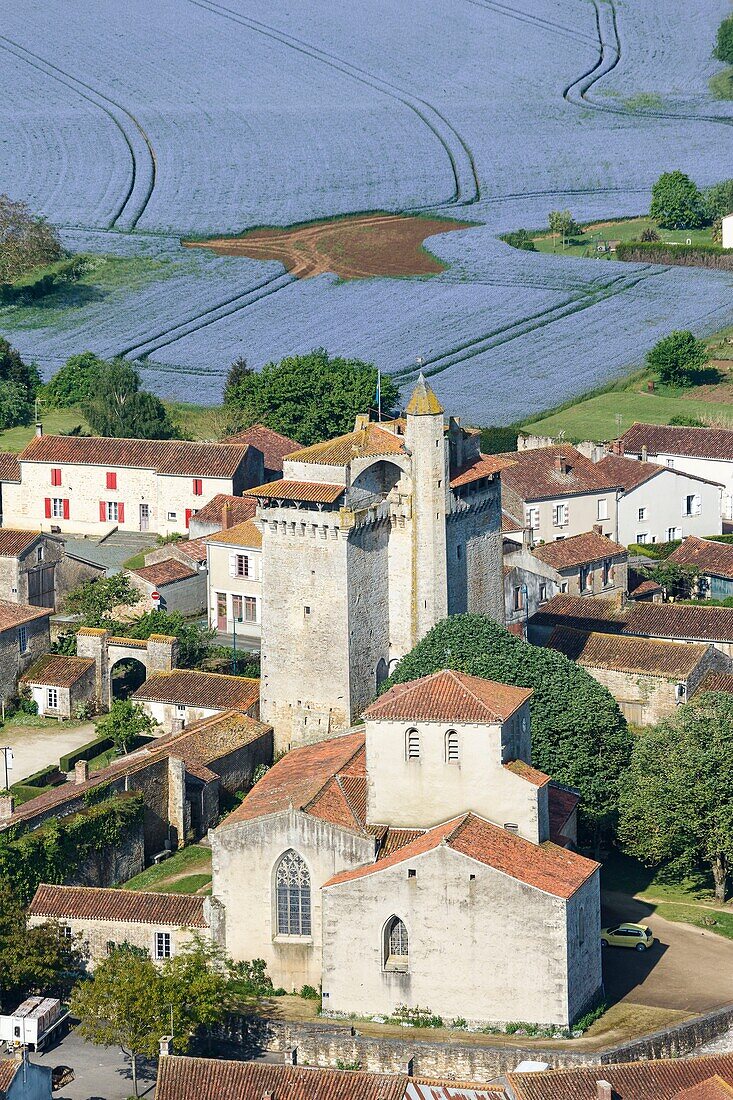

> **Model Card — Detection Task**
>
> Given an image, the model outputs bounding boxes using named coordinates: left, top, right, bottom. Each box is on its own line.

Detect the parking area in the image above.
left=2, top=720, right=95, bottom=785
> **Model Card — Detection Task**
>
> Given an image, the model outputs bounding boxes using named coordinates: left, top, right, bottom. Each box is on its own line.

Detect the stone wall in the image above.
left=0, top=614, right=50, bottom=704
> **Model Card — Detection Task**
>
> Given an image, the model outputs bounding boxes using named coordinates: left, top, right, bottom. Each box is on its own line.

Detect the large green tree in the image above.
left=0, top=338, right=41, bottom=429
left=64, top=573, right=140, bottom=628
left=619, top=692, right=733, bottom=902
left=383, top=615, right=632, bottom=844
left=96, top=699, right=156, bottom=754
left=0, top=194, right=62, bottom=283
left=704, top=179, right=733, bottom=221
left=650, top=171, right=709, bottom=229
left=714, top=15, right=733, bottom=65
left=222, top=348, right=399, bottom=446
left=125, top=610, right=214, bottom=668
left=548, top=209, right=581, bottom=250
left=645, top=330, right=707, bottom=388
left=43, top=351, right=108, bottom=408
left=0, top=883, right=84, bottom=1011
left=83, top=359, right=176, bottom=440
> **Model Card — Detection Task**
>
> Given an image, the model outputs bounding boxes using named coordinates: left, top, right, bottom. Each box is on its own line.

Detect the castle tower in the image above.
left=404, top=375, right=449, bottom=644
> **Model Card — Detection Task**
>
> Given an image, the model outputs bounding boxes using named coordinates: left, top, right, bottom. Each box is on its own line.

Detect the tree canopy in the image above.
left=704, top=179, right=733, bottom=221
left=645, top=330, right=707, bottom=388
left=125, top=610, right=214, bottom=668
left=714, top=16, right=733, bottom=65
left=0, top=194, right=62, bottom=283
left=650, top=171, right=709, bottom=230
left=96, top=699, right=156, bottom=754
left=383, top=615, right=632, bottom=841
left=83, top=359, right=176, bottom=440
left=64, top=573, right=140, bottom=628
left=548, top=210, right=581, bottom=248
left=43, top=351, right=108, bottom=409
left=0, top=883, right=84, bottom=1011
left=619, top=692, right=733, bottom=902
left=0, top=338, right=41, bottom=430
left=222, top=348, right=399, bottom=446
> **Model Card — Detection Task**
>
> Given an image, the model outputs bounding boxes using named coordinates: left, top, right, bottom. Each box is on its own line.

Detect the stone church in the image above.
left=246, top=377, right=514, bottom=753
left=211, top=669, right=602, bottom=1028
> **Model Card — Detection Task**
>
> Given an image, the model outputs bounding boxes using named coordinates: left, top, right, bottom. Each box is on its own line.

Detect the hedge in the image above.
left=17, top=763, right=64, bottom=789
left=59, top=734, right=116, bottom=773
left=0, top=255, right=88, bottom=304
left=615, top=241, right=733, bottom=270
left=628, top=539, right=682, bottom=559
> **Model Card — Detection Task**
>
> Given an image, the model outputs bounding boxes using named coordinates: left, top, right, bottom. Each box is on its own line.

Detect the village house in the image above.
left=545, top=625, right=730, bottom=724
left=528, top=594, right=733, bottom=657
left=499, top=444, right=621, bottom=545
left=0, top=1057, right=52, bottom=1100
left=27, top=886, right=224, bottom=969
left=132, top=669, right=259, bottom=731
left=127, top=557, right=206, bottom=616
left=187, top=493, right=256, bottom=539
left=0, top=433, right=264, bottom=538
left=668, top=536, right=733, bottom=599
left=211, top=668, right=600, bottom=1029
left=206, top=519, right=262, bottom=645
left=0, top=602, right=52, bottom=706
left=616, top=422, right=733, bottom=522
left=0, top=529, right=101, bottom=611
left=249, top=377, right=514, bottom=753
left=20, top=654, right=96, bottom=719
left=594, top=452, right=722, bottom=545
left=504, top=529, right=627, bottom=631
left=224, top=423, right=300, bottom=482
left=141, top=536, right=209, bottom=575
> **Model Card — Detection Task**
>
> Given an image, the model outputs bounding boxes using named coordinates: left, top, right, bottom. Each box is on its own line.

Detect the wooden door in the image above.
left=216, top=593, right=227, bottom=631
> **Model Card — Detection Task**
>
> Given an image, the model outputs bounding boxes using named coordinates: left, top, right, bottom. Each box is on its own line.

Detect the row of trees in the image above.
left=650, top=171, right=733, bottom=232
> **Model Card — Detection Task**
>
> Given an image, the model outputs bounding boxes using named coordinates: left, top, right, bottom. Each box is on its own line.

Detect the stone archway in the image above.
left=110, top=656, right=147, bottom=700
left=76, top=628, right=179, bottom=711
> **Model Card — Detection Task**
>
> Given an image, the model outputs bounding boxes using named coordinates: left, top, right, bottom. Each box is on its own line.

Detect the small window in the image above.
left=106, top=501, right=119, bottom=522
left=538, top=582, right=547, bottom=603
left=504, top=822, right=518, bottom=833
left=52, top=498, right=64, bottom=519
left=244, top=595, right=257, bottom=622
left=636, top=533, right=648, bottom=544
left=666, top=458, right=675, bottom=468
left=17, top=626, right=27, bottom=653
left=602, top=558, right=613, bottom=586
left=597, top=498, right=608, bottom=521
left=176, top=704, right=186, bottom=715
left=47, top=687, right=58, bottom=710
left=384, top=916, right=409, bottom=971
left=578, top=906, right=586, bottom=945
left=232, top=594, right=243, bottom=621
left=193, top=478, right=203, bottom=496
left=304, top=605, right=311, bottom=617
left=60, top=924, right=72, bottom=939
left=445, top=729, right=459, bottom=763
left=560, top=581, right=568, bottom=593
left=167, top=512, right=177, bottom=521
left=579, top=565, right=591, bottom=592
left=154, top=931, right=171, bottom=960
left=36, top=545, right=44, bottom=563
left=235, top=554, right=250, bottom=577
left=406, top=728, right=420, bottom=761
left=513, top=585, right=523, bottom=611
left=106, top=471, right=117, bottom=490
left=407, top=869, right=416, bottom=879
left=456, top=545, right=462, bottom=560
left=638, top=507, right=646, bottom=521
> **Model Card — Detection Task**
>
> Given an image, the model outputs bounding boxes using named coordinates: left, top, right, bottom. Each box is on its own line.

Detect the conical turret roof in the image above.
left=406, top=373, right=444, bottom=416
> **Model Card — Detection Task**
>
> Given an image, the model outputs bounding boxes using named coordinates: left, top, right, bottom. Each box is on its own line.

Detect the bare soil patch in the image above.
left=183, top=212, right=472, bottom=280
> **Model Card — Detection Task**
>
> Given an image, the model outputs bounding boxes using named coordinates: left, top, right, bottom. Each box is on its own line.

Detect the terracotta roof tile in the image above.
left=205, top=519, right=262, bottom=549
left=406, top=1083, right=506, bottom=1099
left=548, top=783, right=579, bottom=844
left=0, top=529, right=41, bottom=556
left=670, top=537, right=733, bottom=580
left=19, top=435, right=249, bottom=478
left=364, top=669, right=532, bottom=724
left=0, top=601, right=51, bottom=631
left=29, top=884, right=207, bottom=927
left=498, top=444, right=621, bottom=501
left=155, top=1056, right=407, bottom=1100
left=0, top=1061, right=19, bottom=1090
left=503, top=760, right=550, bottom=787
left=129, top=558, right=197, bottom=586
left=532, top=594, right=733, bottom=644
left=502, top=510, right=523, bottom=534
left=286, top=423, right=405, bottom=466
left=507, top=1053, right=733, bottom=1100
left=694, top=671, right=733, bottom=695
left=219, top=731, right=366, bottom=828
left=630, top=578, right=662, bottom=598
left=377, top=828, right=426, bottom=859
left=325, top=812, right=599, bottom=898
left=674, top=1079, right=733, bottom=1100
left=20, top=654, right=95, bottom=688
left=133, top=670, right=259, bottom=712
left=0, top=452, right=21, bottom=482
left=620, top=422, right=733, bottom=461
left=450, top=453, right=517, bottom=488
left=188, top=494, right=257, bottom=529
left=224, top=423, right=300, bottom=473
left=547, top=626, right=711, bottom=678
left=245, top=478, right=344, bottom=504
left=175, top=537, right=210, bottom=562
left=532, top=530, right=626, bottom=571
left=595, top=451, right=663, bottom=489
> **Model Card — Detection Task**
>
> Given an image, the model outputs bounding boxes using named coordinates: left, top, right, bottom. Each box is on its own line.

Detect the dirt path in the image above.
left=184, top=212, right=472, bottom=280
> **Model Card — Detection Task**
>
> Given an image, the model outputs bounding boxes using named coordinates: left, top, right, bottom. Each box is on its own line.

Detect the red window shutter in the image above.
left=193, top=478, right=202, bottom=496
left=51, top=468, right=61, bottom=486
left=106, top=471, right=117, bottom=490
left=62, top=499, right=70, bottom=520
left=118, top=502, right=125, bottom=525
left=99, top=501, right=107, bottom=523
left=185, top=508, right=192, bottom=528
left=44, top=498, right=51, bottom=519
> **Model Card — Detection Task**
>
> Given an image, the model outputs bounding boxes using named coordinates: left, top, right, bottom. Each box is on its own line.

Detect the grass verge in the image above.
left=121, top=844, right=211, bottom=891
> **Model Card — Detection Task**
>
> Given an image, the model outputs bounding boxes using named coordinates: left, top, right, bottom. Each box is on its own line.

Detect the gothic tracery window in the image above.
left=275, top=850, right=311, bottom=936
left=384, top=916, right=409, bottom=971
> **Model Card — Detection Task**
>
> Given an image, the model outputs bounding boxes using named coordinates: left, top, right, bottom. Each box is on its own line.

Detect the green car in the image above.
left=601, top=922, right=654, bottom=951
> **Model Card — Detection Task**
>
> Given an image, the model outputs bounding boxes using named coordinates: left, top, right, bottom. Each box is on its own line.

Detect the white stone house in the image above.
left=211, top=669, right=601, bottom=1028
left=132, top=669, right=259, bottom=732
left=206, top=519, right=262, bottom=646
left=20, top=654, right=96, bottom=719
left=127, top=558, right=206, bottom=616
left=0, top=433, right=263, bottom=538
left=594, top=453, right=722, bottom=545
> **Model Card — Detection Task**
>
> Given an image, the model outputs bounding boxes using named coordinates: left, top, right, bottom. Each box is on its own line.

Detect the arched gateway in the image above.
left=76, top=628, right=179, bottom=710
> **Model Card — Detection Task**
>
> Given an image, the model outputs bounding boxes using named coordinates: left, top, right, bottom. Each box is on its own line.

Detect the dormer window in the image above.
left=406, top=728, right=420, bottom=761
left=445, top=729, right=459, bottom=763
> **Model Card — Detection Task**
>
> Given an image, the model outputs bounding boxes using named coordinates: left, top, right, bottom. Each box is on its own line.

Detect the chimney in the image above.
left=75, top=759, right=89, bottom=784
left=221, top=502, right=232, bottom=530
left=641, top=445, right=648, bottom=462
left=35, top=422, right=43, bottom=437
left=555, top=454, right=568, bottom=475
left=593, top=523, right=603, bottom=535
left=159, top=1036, right=173, bottom=1058
left=0, top=794, right=15, bottom=822
left=596, top=1081, right=613, bottom=1100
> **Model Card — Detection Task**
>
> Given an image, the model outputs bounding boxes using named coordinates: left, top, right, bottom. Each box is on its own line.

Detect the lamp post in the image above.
left=1, top=746, right=12, bottom=790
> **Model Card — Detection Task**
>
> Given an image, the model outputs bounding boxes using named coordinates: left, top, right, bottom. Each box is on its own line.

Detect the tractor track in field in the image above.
left=462, top=0, right=598, bottom=47
left=185, top=0, right=480, bottom=208
left=0, top=35, right=157, bottom=230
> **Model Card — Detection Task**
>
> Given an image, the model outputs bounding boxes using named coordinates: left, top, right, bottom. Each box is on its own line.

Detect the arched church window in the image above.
left=275, top=850, right=311, bottom=937
left=445, top=729, right=459, bottom=763
left=375, top=658, right=389, bottom=690
left=406, top=728, right=420, bottom=760
left=384, top=916, right=409, bottom=971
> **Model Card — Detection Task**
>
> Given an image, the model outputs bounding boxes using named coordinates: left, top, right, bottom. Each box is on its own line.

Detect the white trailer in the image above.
left=0, top=997, right=69, bottom=1052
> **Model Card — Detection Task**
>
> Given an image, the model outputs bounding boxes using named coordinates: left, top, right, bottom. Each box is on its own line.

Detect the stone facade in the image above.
left=0, top=608, right=51, bottom=705
left=75, top=628, right=178, bottom=711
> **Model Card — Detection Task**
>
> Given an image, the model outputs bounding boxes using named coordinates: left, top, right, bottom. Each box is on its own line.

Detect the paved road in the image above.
left=21, top=1030, right=156, bottom=1100
left=2, top=721, right=95, bottom=785
left=602, top=891, right=733, bottom=1013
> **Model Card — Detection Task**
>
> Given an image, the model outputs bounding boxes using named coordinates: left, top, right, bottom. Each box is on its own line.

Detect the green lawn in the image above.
left=532, top=216, right=714, bottom=260
left=121, top=844, right=212, bottom=892
left=523, top=389, right=733, bottom=442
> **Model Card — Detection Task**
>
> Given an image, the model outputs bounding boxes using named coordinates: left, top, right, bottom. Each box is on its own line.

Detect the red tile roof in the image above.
left=220, top=731, right=367, bottom=829
left=130, top=558, right=198, bottom=586
left=363, top=669, right=532, bottom=724
left=244, top=478, right=345, bottom=504
left=29, top=884, right=207, bottom=927
left=595, top=452, right=663, bottom=490
left=532, top=530, right=626, bottom=571
left=406, top=1083, right=506, bottom=1099
left=507, top=1053, right=733, bottom=1100
left=0, top=452, right=21, bottom=482
left=630, top=578, right=662, bottom=598
left=669, top=537, right=733, bottom=580
left=175, top=537, right=210, bottom=563
left=532, top=593, right=733, bottom=643
left=548, top=783, right=579, bottom=844
left=547, top=625, right=711, bottom=678
left=377, top=828, right=426, bottom=859
left=619, top=422, right=733, bottom=461
left=324, top=812, right=598, bottom=898
left=0, top=1061, right=19, bottom=1091
left=133, top=670, right=259, bottom=712
left=502, top=510, right=523, bottom=534
left=19, top=435, right=250, bottom=478
left=498, top=444, right=621, bottom=501
left=225, top=423, right=300, bottom=473
left=0, top=529, right=41, bottom=556
left=674, top=1080, right=733, bottom=1100
left=503, top=760, right=550, bottom=787
left=155, top=1056, right=407, bottom=1100
left=205, top=519, right=262, bottom=549
left=450, top=453, right=516, bottom=488
left=20, top=654, right=95, bottom=688
left=188, top=493, right=257, bottom=530
left=0, top=601, right=51, bottom=631
left=287, top=423, right=406, bottom=466
left=694, top=671, right=733, bottom=695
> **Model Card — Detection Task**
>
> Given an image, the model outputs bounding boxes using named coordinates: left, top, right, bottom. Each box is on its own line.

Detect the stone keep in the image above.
left=250, top=377, right=507, bottom=752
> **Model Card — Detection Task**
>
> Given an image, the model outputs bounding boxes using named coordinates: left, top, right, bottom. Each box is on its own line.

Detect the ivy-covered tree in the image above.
left=43, top=351, right=108, bottom=408
left=645, top=330, right=707, bottom=388
left=382, top=615, right=632, bottom=844
left=0, top=882, right=85, bottom=1011
left=619, top=692, right=733, bottom=902
left=650, top=171, right=708, bottom=229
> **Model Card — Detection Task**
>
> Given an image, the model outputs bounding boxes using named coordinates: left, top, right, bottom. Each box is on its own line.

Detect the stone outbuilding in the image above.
left=127, top=557, right=206, bottom=615
left=20, top=654, right=96, bottom=719
left=0, top=601, right=52, bottom=706
left=668, top=536, right=733, bottom=600
left=545, top=626, right=731, bottom=725
left=28, top=885, right=224, bottom=968
left=132, top=669, right=259, bottom=732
